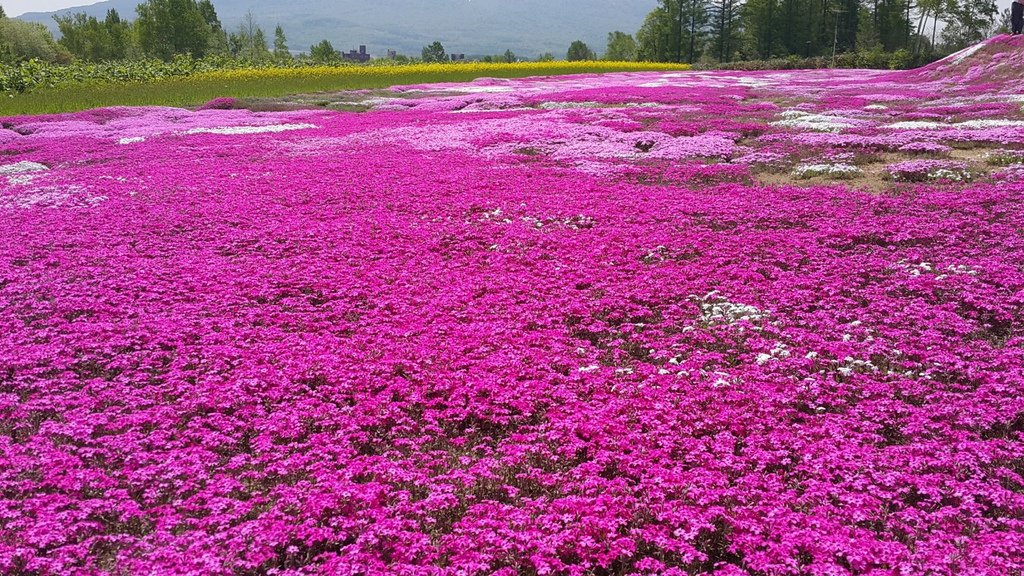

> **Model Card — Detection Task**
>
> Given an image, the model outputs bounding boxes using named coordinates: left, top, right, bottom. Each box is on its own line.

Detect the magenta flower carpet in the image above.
left=2, top=36, right=1024, bottom=575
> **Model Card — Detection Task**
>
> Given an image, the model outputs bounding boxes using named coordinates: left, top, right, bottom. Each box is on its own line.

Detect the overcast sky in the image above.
left=6, top=0, right=89, bottom=16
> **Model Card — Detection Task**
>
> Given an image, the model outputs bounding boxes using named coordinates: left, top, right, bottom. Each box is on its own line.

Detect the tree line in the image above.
left=1, top=0, right=1010, bottom=67
left=630, top=0, right=1001, bottom=64
left=1, top=0, right=334, bottom=64
left=424, top=0, right=1004, bottom=67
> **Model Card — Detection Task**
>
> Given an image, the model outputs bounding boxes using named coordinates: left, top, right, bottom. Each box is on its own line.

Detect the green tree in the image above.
left=743, top=0, right=781, bottom=58
left=0, top=17, right=70, bottom=63
left=502, top=49, right=516, bottom=63
left=605, top=31, right=638, bottom=61
left=940, top=0, right=998, bottom=50
left=273, top=25, right=290, bottom=60
left=135, top=0, right=213, bottom=60
left=105, top=10, right=132, bottom=59
left=567, top=40, right=595, bottom=61
left=55, top=10, right=132, bottom=61
left=229, top=12, right=270, bottom=61
left=309, top=39, right=339, bottom=63
left=197, top=0, right=227, bottom=54
left=708, top=0, right=742, bottom=61
left=682, top=0, right=710, bottom=62
left=636, top=0, right=708, bottom=63
left=637, top=7, right=673, bottom=61
left=0, top=6, right=6, bottom=18
left=421, top=41, right=447, bottom=62
left=868, top=0, right=917, bottom=52
left=55, top=13, right=108, bottom=61
left=536, top=52, right=555, bottom=61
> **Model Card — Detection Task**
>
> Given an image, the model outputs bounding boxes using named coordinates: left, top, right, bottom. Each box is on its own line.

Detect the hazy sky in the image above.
left=6, top=0, right=89, bottom=16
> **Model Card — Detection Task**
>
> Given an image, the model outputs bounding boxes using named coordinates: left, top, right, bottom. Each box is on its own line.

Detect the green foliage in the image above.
left=502, top=49, right=516, bottom=63
left=197, top=0, right=227, bottom=54
left=0, top=54, right=230, bottom=94
left=536, top=52, right=555, bottom=62
left=421, top=41, right=447, bottom=63
left=567, top=40, right=596, bottom=61
left=309, top=40, right=340, bottom=63
left=273, top=25, right=290, bottom=61
left=693, top=47, right=932, bottom=71
left=0, top=17, right=70, bottom=64
left=707, top=0, right=741, bottom=62
left=55, top=10, right=133, bottom=62
left=229, top=13, right=270, bottom=62
left=605, top=31, right=638, bottom=61
left=637, top=8, right=672, bottom=61
left=636, top=0, right=708, bottom=63
left=854, top=47, right=890, bottom=68
left=135, top=0, right=215, bottom=61
left=637, top=0, right=991, bottom=63
left=887, top=48, right=913, bottom=70
left=940, top=0, right=1000, bottom=49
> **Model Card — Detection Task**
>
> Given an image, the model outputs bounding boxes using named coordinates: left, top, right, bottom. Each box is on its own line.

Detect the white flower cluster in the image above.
left=0, top=161, right=49, bottom=175
left=926, top=168, right=971, bottom=182
left=984, top=149, right=1024, bottom=166
left=1, top=161, right=49, bottom=185
left=792, top=163, right=862, bottom=180
left=477, top=207, right=512, bottom=223
left=894, top=260, right=979, bottom=279
left=693, top=291, right=769, bottom=327
left=521, top=214, right=595, bottom=230
left=182, top=123, right=317, bottom=136
left=884, top=119, right=1024, bottom=130
left=771, top=111, right=857, bottom=133
left=756, top=344, right=791, bottom=365
left=887, top=161, right=972, bottom=183
left=537, top=101, right=602, bottom=110
left=836, top=356, right=878, bottom=377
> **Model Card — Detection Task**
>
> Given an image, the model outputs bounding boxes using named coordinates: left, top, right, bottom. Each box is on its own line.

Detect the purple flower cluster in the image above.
left=1, top=38, right=1024, bottom=575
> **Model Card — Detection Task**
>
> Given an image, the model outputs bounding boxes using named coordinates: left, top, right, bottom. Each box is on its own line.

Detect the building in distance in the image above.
left=343, top=46, right=371, bottom=63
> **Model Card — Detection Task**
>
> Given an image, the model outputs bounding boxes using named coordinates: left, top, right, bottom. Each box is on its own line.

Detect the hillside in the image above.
left=17, top=0, right=657, bottom=58
left=889, top=33, right=1024, bottom=87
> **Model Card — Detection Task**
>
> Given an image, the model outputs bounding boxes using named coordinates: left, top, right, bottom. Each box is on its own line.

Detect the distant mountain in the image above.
left=17, top=0, right=657, bottom=58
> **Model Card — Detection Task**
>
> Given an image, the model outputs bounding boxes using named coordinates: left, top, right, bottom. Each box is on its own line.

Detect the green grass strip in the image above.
left=1, top=61, right=691, bottom=116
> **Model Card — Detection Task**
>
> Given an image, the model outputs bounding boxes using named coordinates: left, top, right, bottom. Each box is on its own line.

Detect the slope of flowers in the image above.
left=1, top=36, right=1023, bottom=576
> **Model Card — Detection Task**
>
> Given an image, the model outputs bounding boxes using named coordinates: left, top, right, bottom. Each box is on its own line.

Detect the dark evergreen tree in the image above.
left=708, top=0, right=742, bottom=61
left=273, top=25, right=290, bottom=60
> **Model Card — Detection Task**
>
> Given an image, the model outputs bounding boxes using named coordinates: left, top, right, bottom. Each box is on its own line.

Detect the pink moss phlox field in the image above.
left=1, top=35, right=1024, bottom=576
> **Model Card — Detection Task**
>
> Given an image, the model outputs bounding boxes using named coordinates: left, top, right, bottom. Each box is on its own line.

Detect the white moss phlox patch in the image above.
left=182, top=123, right=317, bottom=136
left=772, top=111, right=858, bottom=132
left=793, top=163, right=862, bottom=179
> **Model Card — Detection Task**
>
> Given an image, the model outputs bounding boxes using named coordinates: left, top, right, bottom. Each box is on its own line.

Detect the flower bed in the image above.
left=1, top=37, right=1024, bottom=576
